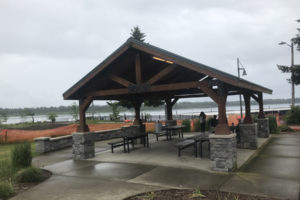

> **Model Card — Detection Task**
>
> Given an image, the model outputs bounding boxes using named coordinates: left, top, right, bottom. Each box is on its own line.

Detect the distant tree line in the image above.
left=0, top=98, right=299, bottom=117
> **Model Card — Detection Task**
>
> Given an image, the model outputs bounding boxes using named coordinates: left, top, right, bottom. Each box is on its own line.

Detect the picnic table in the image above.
left=163, top=125, right=185, bottom=140
left=108, top=133, right=149, bottom=153
left=187, top=133, right=210, bottom=158
left=123, top=133, right=149, bottom=153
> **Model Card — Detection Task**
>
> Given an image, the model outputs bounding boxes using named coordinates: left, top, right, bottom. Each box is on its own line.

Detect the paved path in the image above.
left=221, top=133, right=300, bottom=200
left=11, top=134, right=300, bottom=200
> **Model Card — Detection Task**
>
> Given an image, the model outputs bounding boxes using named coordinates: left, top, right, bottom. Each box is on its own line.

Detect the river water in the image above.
left=2, top=103, right=295, bottom=125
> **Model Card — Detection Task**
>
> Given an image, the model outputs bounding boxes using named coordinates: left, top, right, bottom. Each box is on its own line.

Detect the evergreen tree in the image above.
left=292, top=19, right=300, bottom=52
left=118, top=26, right=164, bottom=110
left=278, top=19, right=300, bottom=85
left=130, top=26, right=146, bottom=42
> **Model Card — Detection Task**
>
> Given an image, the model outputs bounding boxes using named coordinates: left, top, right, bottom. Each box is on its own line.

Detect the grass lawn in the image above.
left=0, top=143, right=38, bottom=161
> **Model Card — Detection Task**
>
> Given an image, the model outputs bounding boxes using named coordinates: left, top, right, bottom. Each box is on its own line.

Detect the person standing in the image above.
left=199, top=112, right=206, bottom=132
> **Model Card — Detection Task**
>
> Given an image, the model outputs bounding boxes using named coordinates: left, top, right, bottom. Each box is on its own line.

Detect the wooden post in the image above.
left=198, top=81, right=230, bottom=134
left=214, top=95, right=231, bottom=135
left=165, top=97, right=179, bottom=120
left=165, top=98, right=173, bottom=120
left=258, top=93, right=265, bottom=119
left=132, top=100, right=143, bottom=125
left=243, top=93, right=253, bottom=124
left=77, top=97, right=93, bottom=132
left=135, top=53, right=142, bottom=84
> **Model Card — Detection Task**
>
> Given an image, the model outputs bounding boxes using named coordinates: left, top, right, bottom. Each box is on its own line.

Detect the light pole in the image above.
left=279, top=41, right=295, bottom=106
left=237, top=58, right=247, bottom=121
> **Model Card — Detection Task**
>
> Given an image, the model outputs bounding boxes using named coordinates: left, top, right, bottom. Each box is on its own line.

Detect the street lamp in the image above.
left=278, top=41, right=295, bottom=106
left=237, top=58, right=247, bottom=120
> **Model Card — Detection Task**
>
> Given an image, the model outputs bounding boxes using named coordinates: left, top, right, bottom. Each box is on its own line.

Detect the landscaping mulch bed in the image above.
left=13, top=169, right=52, bottom=195
left=124, top=189, right=283, bottom=200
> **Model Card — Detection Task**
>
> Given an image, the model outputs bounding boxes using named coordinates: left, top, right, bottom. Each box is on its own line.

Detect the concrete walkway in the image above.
left=222, top=133, right=300, bottom=200
left=11, top=133, right=300, bottom=200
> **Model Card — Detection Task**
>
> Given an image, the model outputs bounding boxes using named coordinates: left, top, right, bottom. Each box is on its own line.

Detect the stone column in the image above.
left=257, top=118, right=269, bottom=138
left=34, top=137, right=51, bottom=153
left=209, top=134, right=237, bottom=172
left=239, top=123, right=258, bottom=149
left=257, top=93, right=269, bottom=138
left=239, top=93, right=257, bottom=149
left=72, top=132, right=95, bottom=160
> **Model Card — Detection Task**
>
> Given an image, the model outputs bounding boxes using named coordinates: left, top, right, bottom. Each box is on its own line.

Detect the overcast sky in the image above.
left=0, top=0, right=300, bottom=108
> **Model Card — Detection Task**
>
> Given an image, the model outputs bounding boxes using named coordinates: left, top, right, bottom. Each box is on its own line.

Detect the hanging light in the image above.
left=152, top=56, right=173, bottom=64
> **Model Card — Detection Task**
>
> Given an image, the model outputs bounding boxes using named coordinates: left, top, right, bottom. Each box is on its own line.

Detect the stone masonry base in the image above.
left=72, top=132, right=95, bottom=160
left=239, top=123, right=258, bottom=149
left=209, top=134, right=237, bottom=172
left=257, top=118, right=269, bottom=138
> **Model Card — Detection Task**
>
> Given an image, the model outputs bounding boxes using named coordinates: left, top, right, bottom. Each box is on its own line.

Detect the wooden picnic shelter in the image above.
left=63, top=38, right=272, bottom=135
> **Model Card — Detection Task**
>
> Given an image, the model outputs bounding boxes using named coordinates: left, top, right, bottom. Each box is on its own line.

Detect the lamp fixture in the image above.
left=152, top=56, right=174, bottom=64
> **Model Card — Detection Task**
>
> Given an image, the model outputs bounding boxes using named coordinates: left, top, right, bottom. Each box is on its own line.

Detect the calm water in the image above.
left=2, top=103, right=296, bottom=124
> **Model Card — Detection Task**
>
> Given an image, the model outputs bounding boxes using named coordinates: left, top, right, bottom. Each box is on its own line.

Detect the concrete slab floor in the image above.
left=19, top=133, right=298, bottom=200
left=90, top=133, right=268, bottom=172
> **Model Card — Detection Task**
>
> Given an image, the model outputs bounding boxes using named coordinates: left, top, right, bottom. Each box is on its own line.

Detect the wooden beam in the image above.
left=89, top=80, right=218, bottom=98
left=147, top=64, right=176, bottom=85
left=111, top=75, right=133, bottom=87
left=135, top=53, right=142, bottom=84
left=89, top=88, right=128, bottom=96
left=151, top=81, right=200, bottom=92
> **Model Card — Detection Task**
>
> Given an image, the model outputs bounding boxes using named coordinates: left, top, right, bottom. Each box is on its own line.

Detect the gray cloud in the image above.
left=0, top=0, right=299, bottom=107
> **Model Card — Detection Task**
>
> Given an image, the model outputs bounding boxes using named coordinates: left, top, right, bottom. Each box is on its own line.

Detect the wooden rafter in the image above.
left=111, top=75, right=134, bottom=87
left=135, top=53, right=142, bottom=84
left=147, top=64, right=176, bottom=85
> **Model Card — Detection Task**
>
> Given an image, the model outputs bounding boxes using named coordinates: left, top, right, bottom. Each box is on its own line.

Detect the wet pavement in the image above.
left=222, top=134, right=300, bottom=199
left=11, top=133, right=300, bottom=200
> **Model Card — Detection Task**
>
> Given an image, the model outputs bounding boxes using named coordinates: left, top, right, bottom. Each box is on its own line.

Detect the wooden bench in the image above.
left=175, top=139, right=197, bottom=157
left=108, top=140, right=131, bottom=153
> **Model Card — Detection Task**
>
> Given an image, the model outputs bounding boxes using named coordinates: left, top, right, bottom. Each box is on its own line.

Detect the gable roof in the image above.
left=63, top=37, right=272, bottom=100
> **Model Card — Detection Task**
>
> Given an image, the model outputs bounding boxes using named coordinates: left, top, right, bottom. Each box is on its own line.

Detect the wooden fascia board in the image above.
left=63, top=44, right=130, bottom=100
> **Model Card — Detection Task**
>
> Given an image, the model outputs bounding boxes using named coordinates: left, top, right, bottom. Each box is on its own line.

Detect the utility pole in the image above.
left=291, top=43, right=295, bottom=106
left=278, top=41, right=295, bottom=107
left=237, top=58, right=243, bottom=120
left=237, top=58, right=247, bottom=121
